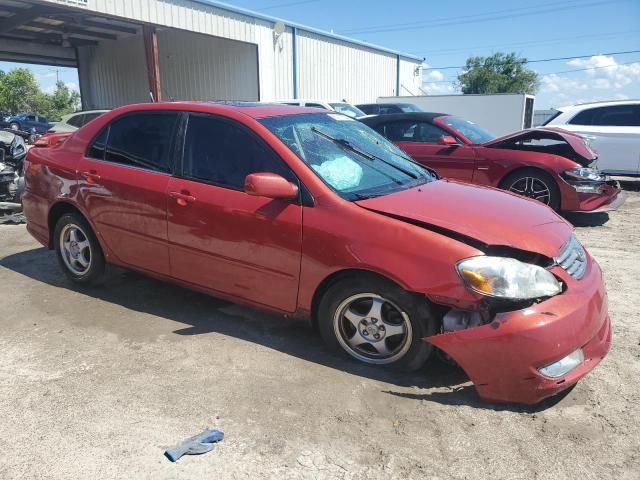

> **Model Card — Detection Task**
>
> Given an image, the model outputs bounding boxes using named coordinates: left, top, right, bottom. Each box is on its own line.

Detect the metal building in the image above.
left=0, top=0, right=424, bottom=109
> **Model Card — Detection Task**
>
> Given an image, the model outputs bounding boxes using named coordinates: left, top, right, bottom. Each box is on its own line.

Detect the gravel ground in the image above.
left=0, top=181, right=638, bottom=480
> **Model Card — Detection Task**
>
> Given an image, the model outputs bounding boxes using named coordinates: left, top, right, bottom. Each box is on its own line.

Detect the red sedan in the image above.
left=22, top=102, right=610, bottom=404
left=361, top=112, right=623, bottom=213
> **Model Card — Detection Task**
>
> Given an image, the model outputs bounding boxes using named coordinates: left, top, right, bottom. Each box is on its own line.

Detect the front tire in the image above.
left=500, top=169, right=560, bottom=211
left=54, top=213, right=106, bottom=285
left=9, top=122, right=20, bottom=131
left=318, top=275, right=437, bottom=371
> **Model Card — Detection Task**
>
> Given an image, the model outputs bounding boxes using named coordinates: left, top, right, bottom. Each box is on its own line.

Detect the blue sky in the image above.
left=1, top=0, right=638, bottom=109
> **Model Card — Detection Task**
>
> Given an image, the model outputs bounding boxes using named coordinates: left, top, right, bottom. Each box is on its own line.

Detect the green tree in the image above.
left=0, top=69, right=81, bottom=120
left=457, top=52, right=539, bottom=95
left=0, top=68, right=42, bottom=113
left=47, top=81, right=81, bottom=120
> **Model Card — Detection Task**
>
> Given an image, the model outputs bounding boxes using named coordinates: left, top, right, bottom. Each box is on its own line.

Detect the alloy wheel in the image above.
left=333, top=293, right=412, bottom=364
left=59, top=224, right=92, bottom=276
left=508, top=177, right=551, bottom=205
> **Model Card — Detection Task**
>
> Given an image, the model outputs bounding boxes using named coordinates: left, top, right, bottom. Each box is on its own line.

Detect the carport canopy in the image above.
left=0, top=0, right=162, bottom=103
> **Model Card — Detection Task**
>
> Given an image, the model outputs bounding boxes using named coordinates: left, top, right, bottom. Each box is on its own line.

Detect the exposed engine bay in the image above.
left=0, top=129, right=27, bottom=223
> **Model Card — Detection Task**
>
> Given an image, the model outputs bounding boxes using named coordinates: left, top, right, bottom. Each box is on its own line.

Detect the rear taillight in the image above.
left=33, top=133, right=70, bottom=148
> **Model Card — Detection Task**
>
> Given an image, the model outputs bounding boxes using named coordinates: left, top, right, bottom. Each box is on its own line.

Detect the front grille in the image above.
left=555, top=235, right=587, bottom=279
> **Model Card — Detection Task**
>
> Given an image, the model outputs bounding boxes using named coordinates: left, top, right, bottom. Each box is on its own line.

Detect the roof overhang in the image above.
left=0, top=0, right=140, bottom=66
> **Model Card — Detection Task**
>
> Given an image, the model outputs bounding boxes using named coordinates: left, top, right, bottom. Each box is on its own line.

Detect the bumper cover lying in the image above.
left=425, top=259, right=611, bottom=404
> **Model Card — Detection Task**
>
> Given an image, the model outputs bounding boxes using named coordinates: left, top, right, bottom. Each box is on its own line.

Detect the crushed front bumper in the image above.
left=425, top=259, right=611, bottom=404
left=563, top=179, right=625, bottom=213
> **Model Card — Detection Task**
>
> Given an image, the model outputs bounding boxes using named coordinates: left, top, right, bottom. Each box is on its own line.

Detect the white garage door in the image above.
left=158, top=29, right=260, bottom=102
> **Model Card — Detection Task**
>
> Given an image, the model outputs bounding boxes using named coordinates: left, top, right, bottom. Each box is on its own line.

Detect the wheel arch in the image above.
left=310, top=268, right=416, bottom=329
left=498, top=165, right=559, bottom=188
left=498, top=165, right=562, bottom=210
left=47, top=201, right=86, bottom=248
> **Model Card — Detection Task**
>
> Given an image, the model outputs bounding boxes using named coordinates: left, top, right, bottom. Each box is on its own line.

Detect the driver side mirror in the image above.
left=438, top=135, right=459, bottom=146
left=244, top=172, right=299, bottom=200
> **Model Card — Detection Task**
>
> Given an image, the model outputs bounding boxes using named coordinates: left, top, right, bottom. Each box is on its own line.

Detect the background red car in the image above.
left=361, top=112, right=623, bottom=213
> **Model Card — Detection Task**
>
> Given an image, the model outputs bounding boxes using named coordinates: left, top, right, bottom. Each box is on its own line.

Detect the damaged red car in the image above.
left=361, top=112, right=623, bottom=213
left=22, top=102, right=611, bottom=404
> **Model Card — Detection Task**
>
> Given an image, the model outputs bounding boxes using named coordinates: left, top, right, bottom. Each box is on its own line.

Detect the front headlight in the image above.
left=457, top=256, right=562, bottom=300
left=563, top=167, right=605, bottom=182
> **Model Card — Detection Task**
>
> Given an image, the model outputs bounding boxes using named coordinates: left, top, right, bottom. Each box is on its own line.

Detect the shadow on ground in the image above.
left=617, top=178, right=640, bottom=192
left=1, top=246, right=567, bottom=412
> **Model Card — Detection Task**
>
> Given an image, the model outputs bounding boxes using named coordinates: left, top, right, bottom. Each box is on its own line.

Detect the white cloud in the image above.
left=540, top=74, right=589, bottom=94
left=35, top=71, right=57, bottom=80
left=423, top=69, right=444, bottom=82
left=421, top=63, right=457, bottom=95
left=567, top=55, right=640, bottom=89
left=42, top=81, right=79, bottom=95
left=537, top=55, right=640, bottom=108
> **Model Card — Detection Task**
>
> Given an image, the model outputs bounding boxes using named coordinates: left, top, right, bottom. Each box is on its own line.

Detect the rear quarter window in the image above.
left=90, top=112, right=179, bottom=172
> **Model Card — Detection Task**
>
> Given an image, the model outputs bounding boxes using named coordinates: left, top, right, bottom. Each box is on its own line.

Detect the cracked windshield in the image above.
left=261, top=113, right=434, bottom=200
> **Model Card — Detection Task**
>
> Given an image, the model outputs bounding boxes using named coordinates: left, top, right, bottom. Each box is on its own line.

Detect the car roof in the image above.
left=357, top=103, right=416, bottom=107
left=106, top=101, right=325, bottom=119
left=359, top=112, right=449, bottom=126
left=557, top=99, right=640, bottom=113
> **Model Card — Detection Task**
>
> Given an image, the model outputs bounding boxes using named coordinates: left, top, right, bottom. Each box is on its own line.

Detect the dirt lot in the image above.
left=1, top=181, right=638, bottom=480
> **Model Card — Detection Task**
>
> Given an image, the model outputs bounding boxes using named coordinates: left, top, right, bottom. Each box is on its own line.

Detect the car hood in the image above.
left=356, top=180, right=572, bottom=259
left=482, top=127, right=597, bottom=164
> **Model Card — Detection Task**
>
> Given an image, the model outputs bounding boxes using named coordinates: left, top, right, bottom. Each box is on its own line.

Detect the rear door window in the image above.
left=104, top=112, right=179, bottom=172
left=87, top=128, right=108, bottom=160
left=181, top=114, right=294, bottom=190
left=379, top=105, right=401, bottom=114
left=67, top=114, right=85, bottom=128
left=570, top=105, right=640, bottom=127
left=305, top=103, right=328, bottom=109
left=82, top=112, right=103, bottom=125
left=382, top=121, right=447, bottom=142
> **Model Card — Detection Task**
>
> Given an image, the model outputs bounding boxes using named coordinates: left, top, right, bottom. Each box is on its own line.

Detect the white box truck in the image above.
left=376, top=93, right=535, bottom=137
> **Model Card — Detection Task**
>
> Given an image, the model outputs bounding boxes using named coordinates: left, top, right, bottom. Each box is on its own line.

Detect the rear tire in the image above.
left=318, top=275, right=437, bottom=372
left=500, top=168, right=560, bottom=211
left=54, top=213, right=106, bottom=285
left=9, top=122, right=20, bottom=131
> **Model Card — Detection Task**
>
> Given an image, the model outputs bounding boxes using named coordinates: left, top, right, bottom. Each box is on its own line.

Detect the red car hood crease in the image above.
left=482, top=127, right=597, bottom=162
left=355, top=180, right=572, bottom=259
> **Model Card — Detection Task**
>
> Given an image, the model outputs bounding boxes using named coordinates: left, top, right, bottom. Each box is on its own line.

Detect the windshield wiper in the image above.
left=311, top=127, right=419, bottom=180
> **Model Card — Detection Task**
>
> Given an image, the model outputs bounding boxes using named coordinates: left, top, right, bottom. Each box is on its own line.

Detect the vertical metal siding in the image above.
left=296, top=30, right=397, bottom=103
left=157, top=29, right=259, bottom=101
left=77, top=35, right=149, bottom=109
left=41, top=0, right=258, bottom=44
left=399, top=59, right=423, bottom=96
left=42, top=0, right=421, bottom=104
left=253, top=21, right=293, bottom=101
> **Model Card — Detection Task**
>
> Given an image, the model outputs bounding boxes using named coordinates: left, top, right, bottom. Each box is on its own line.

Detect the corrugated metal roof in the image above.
left=191, top=0, right=423, bottom=62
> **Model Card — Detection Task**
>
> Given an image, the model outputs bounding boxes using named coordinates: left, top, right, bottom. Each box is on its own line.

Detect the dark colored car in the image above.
left=361, top=112, right=623, bottom=213
left=356, top=103, right=423, bottom=115
left=22, top=102, right=611, bottom=404
left=5, top=113, right=52, bottom=134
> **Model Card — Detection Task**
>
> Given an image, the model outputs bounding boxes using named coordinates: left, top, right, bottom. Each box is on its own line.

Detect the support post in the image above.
left=396, top=54, right=400, bottom=96
left=292, top=26, right=298, bottom=99
left=143, top=25, right=162, bottom=102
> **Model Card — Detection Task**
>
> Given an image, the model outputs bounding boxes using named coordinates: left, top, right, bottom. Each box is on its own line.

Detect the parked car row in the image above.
left=22, top=101, right=612, bottom=405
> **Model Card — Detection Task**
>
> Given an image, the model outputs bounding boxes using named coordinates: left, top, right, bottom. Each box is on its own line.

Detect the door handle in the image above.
left=80, top=171, right=101, bottom=184
left=169, top=191, right=196, bottom=206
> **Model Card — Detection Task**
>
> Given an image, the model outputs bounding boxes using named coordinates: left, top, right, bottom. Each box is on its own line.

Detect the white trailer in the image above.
left=377, top=93, right=535, bottom=136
